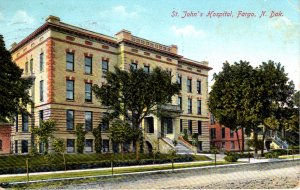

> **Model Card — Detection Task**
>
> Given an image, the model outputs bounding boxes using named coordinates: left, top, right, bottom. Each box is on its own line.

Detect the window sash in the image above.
left=66, top=53, right=74, bottom=71
left=187, top=79, right=192, bottom=92
left=102, top=60, right=108, bottom=73
left=197, top=100, right=201, bottom=114
left=40, top=80, right=44, bottom=102
left=188, top=98, right=192, bottom=114
left=143, top=66, right=150, bottom=73
left=198, top=121, right=202, bottom=135
left=40, top=53, right=44, bottom=72
left=130, top=63, right=137, bottom=70
left=66, top=110, right=74, bottom=130
left=66, top=80, right=74, bottom=100
left=85, top=83, right=92, bottom=102
left=197, top=80, right=201, bottom=94
left=22, top=114, right=28, bottom=132
left=178, top=97, right=182, bottom=110
left=85, top=57, right=92, bottom=74
left=85, top=112, right=93, bottom=131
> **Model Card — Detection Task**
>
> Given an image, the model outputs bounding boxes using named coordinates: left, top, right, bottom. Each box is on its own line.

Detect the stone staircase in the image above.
left=162, top=137, right=193, bottom=154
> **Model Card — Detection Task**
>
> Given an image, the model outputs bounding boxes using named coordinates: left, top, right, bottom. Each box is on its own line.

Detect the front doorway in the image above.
left=161, top=117, right=173, bottom=137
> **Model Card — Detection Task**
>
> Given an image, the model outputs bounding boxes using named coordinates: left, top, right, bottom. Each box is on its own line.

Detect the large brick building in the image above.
left=10, top=15, right=212, bottom=154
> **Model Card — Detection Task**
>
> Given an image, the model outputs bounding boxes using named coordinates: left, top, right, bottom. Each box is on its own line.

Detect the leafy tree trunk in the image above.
left=253, top=132, right=258, bottom=154
left=63, top=153, right=66, bottom=171
left=45, top=140, right=49, bottom=154
left=235, top=130, right=241, bottom=152
left=136, top=141, right=140, bottom=160
left=121, top=143, right=124, bottom=160
left=261, top=130, right=267, bottom=156
left=241, top=127, right=245, bottom=152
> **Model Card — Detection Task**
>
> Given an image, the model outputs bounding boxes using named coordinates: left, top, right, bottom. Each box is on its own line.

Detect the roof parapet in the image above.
left=46, top=15, right=60, bottom=24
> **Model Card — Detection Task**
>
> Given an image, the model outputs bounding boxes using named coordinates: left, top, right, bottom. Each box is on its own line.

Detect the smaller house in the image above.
left=209, top=114, right=243, bottom=151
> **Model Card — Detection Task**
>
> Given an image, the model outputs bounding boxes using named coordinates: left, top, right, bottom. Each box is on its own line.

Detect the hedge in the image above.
left=0, top=154, right=196, bottom=174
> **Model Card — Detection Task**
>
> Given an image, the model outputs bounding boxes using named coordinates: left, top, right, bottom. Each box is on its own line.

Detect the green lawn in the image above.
left=0, top=161, right=232, bottom=184
left=0, top=153, right=211, bottom=174
left=278, top=155, right=300, bottom=159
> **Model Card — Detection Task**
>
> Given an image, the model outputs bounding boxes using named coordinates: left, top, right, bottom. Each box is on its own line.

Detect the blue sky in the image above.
left=0, top=0, right=299, bottom=90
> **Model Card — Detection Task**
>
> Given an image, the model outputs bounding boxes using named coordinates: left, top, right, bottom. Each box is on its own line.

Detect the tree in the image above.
left=92, top=123, right=102, bottom=153
left=109, top=119, right=134, bottom=159
left=0, top=35, right=32, bottom=122
left=32, top=119, right=57, bottom=154
left=209, top=61, right=294, bottom=154
left=93, top=67, right=180, bottom=159
left=209, top=61, right=254, bottom=152
left=52, top=138, right=67, bottom=171
left=292, top=90, right=300, bottom=108
left=75, top=123, right=87, bottom=154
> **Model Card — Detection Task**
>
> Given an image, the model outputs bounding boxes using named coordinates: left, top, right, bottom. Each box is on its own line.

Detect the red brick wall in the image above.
left=209, top=120, right=243, bottom=151
left=0, top=125, right=12, bottom=154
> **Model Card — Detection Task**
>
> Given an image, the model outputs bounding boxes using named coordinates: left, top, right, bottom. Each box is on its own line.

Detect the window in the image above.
left=66, top=52, right=74, bottom=71
left=230, top=129, right=234, bottom=138
left=198, top=121, right=202, bottom=135
left=144, top=65, right=150, bottom=73
left=102, top=139, right=109, bottom=152
left=197, top=100, right=201, bottom=115
left=39, top=110, right=44, bottom=127
left=85, top=83, right=92, bottom=102
left=0, top=139, right=2, bottom=150
left=222, top=128, right=226, bottom=138
left=222, top=142, right=226, bottom=149
left=39, top=142, right=45, bottom=153
left=25, top=62, right=28, bottom=74
left=66, top=110, right=74, bottom=130
left=85, top=139, right=93, bottom=152
left=198, top=141, right=202, bottom=152
left=30, top=59, right=33, bottom=74
left=178, top=97, right=182, bottom=110
left=101, top=120, right=109, bottom=132
left=187, top=79, right=192, bottom=93
left=40, top=53, right=44, bottom=72
left=210, top=114, right=215, bottom=125
left=145, top=117, right=154, bottom=133
left=231, top=141, right=235, bottom=149
left=197, top=80, right=201, bottom=94
left=40, top=80, right=44, bottom=102
left=102, top=60, right=108, bottom=73
left=162, top=117, right=173, bottom=134
left=85, top=112, right=93, bottom=131
left=188, top=120, right=192, bottom=135
left=210, top=128, right=216, bottom=139
left=66, top=80, right=74, bottom=100
left=180, top=119, right=183, bottom=132
left=188, top=98, right=192, bottom=114
left=22, top=114, right=28, bottom=132
left=15, top=114, right=18, bottom=132
left=130, top=63, right=137, bottom=70
left=85, top=56, right=92, bottom=74
left=67, top=139, right=75, bottom=153
left=177, top=75, right=182, bottom=90
left=21, top=140, right=28, bottom=153
left=15, top=140, right=18, bottom=154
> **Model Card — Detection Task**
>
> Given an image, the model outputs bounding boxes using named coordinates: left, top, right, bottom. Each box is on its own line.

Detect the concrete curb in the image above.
left=1, top=158, right=299, bottom=188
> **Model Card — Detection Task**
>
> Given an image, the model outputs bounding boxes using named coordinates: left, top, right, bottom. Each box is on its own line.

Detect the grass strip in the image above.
left=0, top=161, right=234, bottom=184
left=279, top=155, right=300, bottom=159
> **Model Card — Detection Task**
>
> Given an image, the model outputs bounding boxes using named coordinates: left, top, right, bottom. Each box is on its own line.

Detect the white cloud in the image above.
left=268, top=16, right=300, bottom=42
left=11, top=10, right=35, bottom=25
left=171, top=25, right=206, bottom=38
left=101, top=5, right=141, bottom=19
left=111, top=5, right=139, bottom=18
left=0, top=12, right=4, bottom=22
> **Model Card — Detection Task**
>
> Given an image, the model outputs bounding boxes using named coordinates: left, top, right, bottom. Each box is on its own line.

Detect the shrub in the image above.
left=224, top=155, right=238, bottom=162
left=264, top=152, right=279, bottom=159
left=224, top=152, right=239, bottom=162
